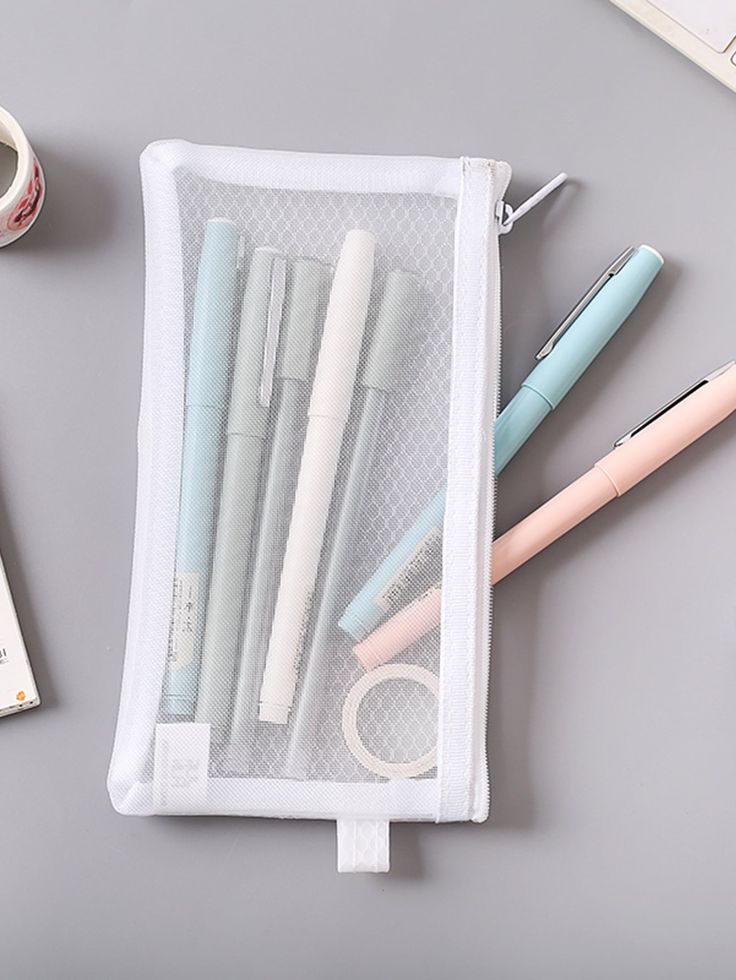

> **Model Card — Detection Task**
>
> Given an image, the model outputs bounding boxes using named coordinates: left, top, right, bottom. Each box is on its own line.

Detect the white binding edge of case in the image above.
left=107, top=143, right=508, bottom=842
left=438, top=158, right=510, bottom=823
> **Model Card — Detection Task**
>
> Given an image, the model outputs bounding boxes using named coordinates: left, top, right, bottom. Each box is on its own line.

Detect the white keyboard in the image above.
left=610, top=0, right=736, bottom=92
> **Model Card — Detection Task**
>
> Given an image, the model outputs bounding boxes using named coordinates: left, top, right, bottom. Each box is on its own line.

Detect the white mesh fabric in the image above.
left=108, top=142, right=509, bottom=824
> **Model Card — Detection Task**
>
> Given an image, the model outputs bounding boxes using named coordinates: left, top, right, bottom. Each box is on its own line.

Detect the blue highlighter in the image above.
left=339, top=244, right=663, bottom=641
left=161, top=218, right=240, bottom=715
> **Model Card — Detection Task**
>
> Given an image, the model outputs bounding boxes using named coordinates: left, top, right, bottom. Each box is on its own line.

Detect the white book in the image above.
left=0, top=553, right=39, bottom=718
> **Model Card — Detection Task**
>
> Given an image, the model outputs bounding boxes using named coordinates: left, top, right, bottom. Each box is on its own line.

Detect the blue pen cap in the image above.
left=186, top=218, right=240, bottom=409
left=524, top=245, right=663, bottom=409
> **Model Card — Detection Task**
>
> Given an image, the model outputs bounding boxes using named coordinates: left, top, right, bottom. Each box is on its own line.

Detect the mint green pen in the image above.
left=339, top=244, right=664, bottom=641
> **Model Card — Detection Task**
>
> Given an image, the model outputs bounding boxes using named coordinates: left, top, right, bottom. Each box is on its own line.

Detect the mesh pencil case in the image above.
left=109, top=140, right=513, bottom=872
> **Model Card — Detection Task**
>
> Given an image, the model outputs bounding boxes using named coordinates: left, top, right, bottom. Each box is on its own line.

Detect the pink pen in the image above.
left=353, top=361, right=736, bottom=670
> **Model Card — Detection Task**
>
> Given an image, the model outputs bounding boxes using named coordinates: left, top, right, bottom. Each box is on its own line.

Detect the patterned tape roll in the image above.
left=0, top=106, right=45, bottom=247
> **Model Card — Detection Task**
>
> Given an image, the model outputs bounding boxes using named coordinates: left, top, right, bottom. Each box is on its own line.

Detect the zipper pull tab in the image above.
left=496, top=172, right=567, bottom=235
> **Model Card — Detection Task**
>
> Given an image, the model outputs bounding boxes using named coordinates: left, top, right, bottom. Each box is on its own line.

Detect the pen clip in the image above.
left=613, top=361, right=735, bottom=446
left=259, top=255, right=287, bottom=408
left=535, top=246, right=637, bottom=360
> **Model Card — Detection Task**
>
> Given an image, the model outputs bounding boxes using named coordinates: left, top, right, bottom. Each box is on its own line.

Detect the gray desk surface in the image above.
left=3, top=1, right=736, bottom=977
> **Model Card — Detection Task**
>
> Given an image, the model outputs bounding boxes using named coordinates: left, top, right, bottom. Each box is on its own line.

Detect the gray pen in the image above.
left=284, top=269, right=419, bottom=778
left=228, top=258, right=329, bottom=753
left=195, top=247, right=287, bottom=738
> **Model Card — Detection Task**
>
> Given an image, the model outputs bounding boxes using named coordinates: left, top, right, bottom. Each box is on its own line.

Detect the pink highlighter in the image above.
left=353, top=361, right=736, bottom=670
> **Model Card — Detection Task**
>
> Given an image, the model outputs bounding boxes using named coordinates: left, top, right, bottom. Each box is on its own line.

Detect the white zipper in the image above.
left=474, top=170, right=568, bottom=820
left=472, top=160, right=508, bottom=821
left=438, top=163, right=566, bottom=822
left=437, top=157, right=510, bottom=822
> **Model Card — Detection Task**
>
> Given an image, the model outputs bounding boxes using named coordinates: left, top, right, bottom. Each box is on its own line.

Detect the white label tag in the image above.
left=153, top=723, right=210, bottom=812
left=376, top=527, right=443, bottom=614
left=169, top=572, right=199, bottom=668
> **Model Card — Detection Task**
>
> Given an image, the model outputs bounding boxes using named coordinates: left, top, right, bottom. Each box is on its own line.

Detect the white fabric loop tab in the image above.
left=496, top=171, right=567, bottom=234
left=337, top=819, right=390, bottom=873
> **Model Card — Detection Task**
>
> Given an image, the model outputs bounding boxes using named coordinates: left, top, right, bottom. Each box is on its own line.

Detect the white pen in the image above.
left=259, top=229, right=376, bottom=724
left=284, top=269, right=419, bottom=776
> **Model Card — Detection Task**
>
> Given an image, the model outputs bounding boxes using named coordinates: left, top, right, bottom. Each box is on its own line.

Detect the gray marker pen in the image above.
left=194, top=247, right=286, bottom=738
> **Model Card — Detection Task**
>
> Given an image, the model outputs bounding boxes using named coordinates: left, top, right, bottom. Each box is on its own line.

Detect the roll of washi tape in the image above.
left=0, top=106, right=45, bottom=247
left=341, top=663, right=439, bottom=779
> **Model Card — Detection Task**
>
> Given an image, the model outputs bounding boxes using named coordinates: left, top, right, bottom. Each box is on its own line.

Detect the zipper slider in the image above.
left=496, top=172, right=567, bottom=234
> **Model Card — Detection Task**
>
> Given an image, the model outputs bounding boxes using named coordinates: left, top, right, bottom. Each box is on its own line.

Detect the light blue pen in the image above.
left=339, top=244, right=664, bottom=641
left=161, top=218, right=240, bottom=715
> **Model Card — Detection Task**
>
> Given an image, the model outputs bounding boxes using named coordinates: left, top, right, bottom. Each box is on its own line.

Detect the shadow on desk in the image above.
left=4, top=142, right=117, bottom=255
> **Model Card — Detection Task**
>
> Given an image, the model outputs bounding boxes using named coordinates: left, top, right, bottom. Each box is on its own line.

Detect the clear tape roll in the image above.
left=0, top=106, right=45, bottom=248
left=342, top=663, right=439, bottom=779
